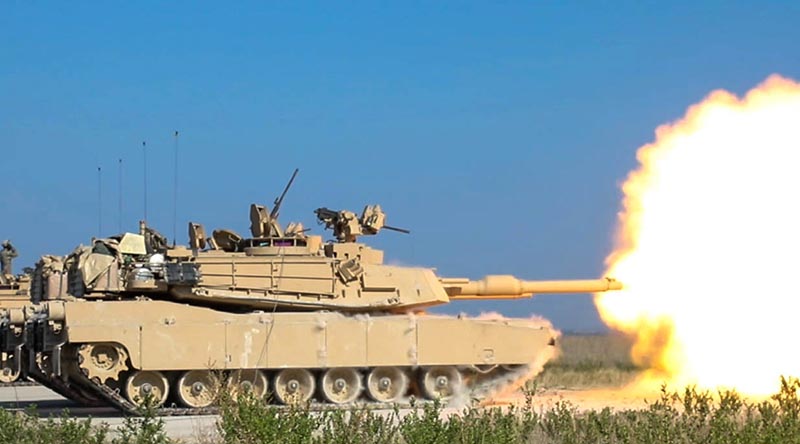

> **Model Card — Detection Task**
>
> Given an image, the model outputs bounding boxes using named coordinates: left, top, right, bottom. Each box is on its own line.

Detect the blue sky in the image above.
left=2, top=2, right=798, bottom=331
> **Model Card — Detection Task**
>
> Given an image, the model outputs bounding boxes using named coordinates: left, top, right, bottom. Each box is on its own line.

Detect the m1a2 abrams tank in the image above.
left=0, top=272, right=32, bottom=383
left=0, top=240, right=41, bottom=384
left=0, top=240, right=31, bottom=312
left=20, top=174, right=622, bottom=414
left=0, top=256, right=96, bottom=391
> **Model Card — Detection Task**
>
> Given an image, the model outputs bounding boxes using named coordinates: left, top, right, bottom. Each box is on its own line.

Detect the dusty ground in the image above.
left=494, top=387, right=654, bottom=412
left=520, top=332, right=653, bottom=410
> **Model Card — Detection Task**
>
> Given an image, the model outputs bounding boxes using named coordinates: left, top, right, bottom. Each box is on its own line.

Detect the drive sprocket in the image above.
left=77, top=342, right=129, bottom=384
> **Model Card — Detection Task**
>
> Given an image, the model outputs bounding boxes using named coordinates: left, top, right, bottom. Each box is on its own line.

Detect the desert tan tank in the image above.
left=0, top=254, right=112, bottom=403
left=0, top=275, right=31, bottom=383
left=0, top=255, right=95, bottom=392
left=0, top=240, right=36, bottom=383
left=20, top=173, right=622, bottom=413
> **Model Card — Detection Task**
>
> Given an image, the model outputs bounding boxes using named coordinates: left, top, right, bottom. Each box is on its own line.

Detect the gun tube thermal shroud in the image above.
left=440, top=275, right=623, bottom=300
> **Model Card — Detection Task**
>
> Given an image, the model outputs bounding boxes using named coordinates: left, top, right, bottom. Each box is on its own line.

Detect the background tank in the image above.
left=0, top=254, right=76, bottom=385
left=0, top=240, right=31, bottom=309
left=0, top=261, right=33, bottom=383
left=21, top=173, right=622, bottom=413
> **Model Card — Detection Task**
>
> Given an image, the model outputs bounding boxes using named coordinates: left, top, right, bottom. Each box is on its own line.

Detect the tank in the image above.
left=17, top=173, right=622, bottom=413
left=0, top=256, right=81, bottom=386
left=0, top=274, right=31, bottom=383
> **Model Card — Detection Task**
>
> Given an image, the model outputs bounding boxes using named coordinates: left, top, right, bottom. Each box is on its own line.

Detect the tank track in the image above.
left=75, top=372, right=220, bottom=416
left=13, top=338, right=105, bottom=407
left=62, top=364, right=537, bottom=416
left=26, top=359, right=106, bottom=407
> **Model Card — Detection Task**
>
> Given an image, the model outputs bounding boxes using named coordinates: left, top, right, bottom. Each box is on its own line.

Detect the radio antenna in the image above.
left=118, top=158, right=123, bottom=233
left=97, top=166, right=103, bottom=234
left=173, top=130, right=179, bottom=246
left=142, top=141, right=147, bottom=223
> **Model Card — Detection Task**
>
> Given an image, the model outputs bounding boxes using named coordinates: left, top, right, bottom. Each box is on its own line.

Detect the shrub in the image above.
left=112, top=400, right=171, bottom=444
left=214, top=376, right=800, bottom=444
left=0, top=407, right=107, bottom=444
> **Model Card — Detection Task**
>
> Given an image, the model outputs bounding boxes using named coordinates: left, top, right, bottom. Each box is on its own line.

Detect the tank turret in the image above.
left=160, top=204, right=620, bottom=312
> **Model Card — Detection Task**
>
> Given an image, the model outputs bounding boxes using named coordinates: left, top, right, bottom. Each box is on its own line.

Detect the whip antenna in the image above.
left=142, top=141, right=147, bottom=223
left=97, top=166, right=103, bottom=234
left=118, top=158, right=123, bottom=233
left=173, top=130, right=179, bottom=246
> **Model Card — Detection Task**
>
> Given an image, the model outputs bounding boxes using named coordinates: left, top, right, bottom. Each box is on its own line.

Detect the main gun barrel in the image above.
left=440, top=275, right=622, bottom=300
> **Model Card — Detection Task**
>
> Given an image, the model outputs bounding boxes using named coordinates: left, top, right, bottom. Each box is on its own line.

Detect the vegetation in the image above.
left=0, top=400, right=168, bottom=444
left=9, top=381, right=800, bottom=443
left=217, top=378, right=800, bottom=444
left=0, top=407, right=108, bottom=444
left=112, top=401, right=171, bottom=444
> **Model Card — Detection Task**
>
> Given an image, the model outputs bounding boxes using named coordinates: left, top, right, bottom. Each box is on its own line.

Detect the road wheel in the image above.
left=420, top=366, right=462, bottom=400
left=125, top=370, right=169, bottom=407
left=366, top=367, right=408, bottom=402
left=320, top=368, right=362, bottom=404
left=0, top=352, right=20, bottom=383
left=228, top=369, right=269, bottom=400
left=176, top=370, right=218, bottom=408
left=273, top=368, right=315, bottom=405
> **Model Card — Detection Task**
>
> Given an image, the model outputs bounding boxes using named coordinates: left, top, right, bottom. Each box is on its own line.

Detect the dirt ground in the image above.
left=525, top=388, right=654, bottom=411
left=508, top=333, right=656, bottom=411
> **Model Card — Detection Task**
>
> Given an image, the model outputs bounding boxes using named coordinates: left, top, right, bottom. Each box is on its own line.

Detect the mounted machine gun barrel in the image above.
left=315, top=205, right=409, bottom=241
left=270, top=168, right=299, bottom=220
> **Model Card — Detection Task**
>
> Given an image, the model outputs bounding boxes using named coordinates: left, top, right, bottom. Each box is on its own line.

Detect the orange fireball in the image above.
left=595, top=75, right=800, bottom=395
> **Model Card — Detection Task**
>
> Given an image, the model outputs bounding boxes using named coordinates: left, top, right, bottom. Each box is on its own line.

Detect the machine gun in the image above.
left=250, top=169, right=299, bottom=238
left=315, top=205, right=409, bottom=242
left=271, top=168, right=298, bottom=220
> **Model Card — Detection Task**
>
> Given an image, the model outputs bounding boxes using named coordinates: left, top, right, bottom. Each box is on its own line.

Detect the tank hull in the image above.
left=0, top=299, right=30, bottom=310
left=28, top=300, right=557, bottom=412
left=56, top=300, right=551, bottom=369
